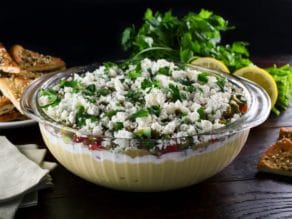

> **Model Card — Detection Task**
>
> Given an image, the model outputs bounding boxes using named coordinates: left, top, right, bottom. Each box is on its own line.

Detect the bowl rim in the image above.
left=20, top=61, right=271, bottom=140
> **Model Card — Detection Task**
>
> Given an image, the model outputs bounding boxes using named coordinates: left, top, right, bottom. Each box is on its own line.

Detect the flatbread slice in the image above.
left=0, top=77, right=31, bottom=113
left=0, top=43, right=21, bottom=74
left=257, top=138, right=292, bottom=177
left=11, top=44, right=65, bottom=72
left=0, top=96, right=14, bottom=115
left=0, top=109, right=26, bottom=122
left=279, top=127, right=292, bottom=140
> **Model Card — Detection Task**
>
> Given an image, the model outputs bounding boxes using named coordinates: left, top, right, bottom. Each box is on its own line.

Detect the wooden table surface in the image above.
left=2, top=56, right=292, bottom=219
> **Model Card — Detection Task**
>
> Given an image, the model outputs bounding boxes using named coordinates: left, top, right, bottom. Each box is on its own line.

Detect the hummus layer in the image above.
left=40, top=124, right=249, bottom=191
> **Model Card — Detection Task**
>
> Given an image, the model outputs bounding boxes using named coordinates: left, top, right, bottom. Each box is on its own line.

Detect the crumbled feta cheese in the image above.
left=41, top=58, right=247, bottom=141
left=145, top=88, right=166, bottom=106
left=163, top=121, right=177, bottom=134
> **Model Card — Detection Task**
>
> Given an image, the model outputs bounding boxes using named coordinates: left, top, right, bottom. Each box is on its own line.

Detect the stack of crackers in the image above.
left=258, top=127, right=292, bottom=177
left=0, top=44, right=65, bottom=122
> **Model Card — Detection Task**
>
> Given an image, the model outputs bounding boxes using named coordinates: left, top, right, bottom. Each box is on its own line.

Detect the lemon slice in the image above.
left=234, top=65, right=278, bottom=107
left=191, top=57, right=230, bottom=74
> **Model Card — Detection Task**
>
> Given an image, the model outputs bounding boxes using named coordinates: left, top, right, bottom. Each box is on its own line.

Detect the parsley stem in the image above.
left=133, top=46, right=175, bottom=59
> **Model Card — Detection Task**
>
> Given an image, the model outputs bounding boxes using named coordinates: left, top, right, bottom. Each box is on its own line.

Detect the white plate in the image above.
left=0, top=119, right=37, bottom=129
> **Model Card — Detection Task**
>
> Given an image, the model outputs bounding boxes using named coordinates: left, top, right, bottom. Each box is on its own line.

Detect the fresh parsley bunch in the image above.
left=121, top=8, right=292, bottom=115
left=121, top=8, right=252, bottom=72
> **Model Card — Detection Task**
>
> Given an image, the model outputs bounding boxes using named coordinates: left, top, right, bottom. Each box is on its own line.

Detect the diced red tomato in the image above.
left=240, top=103, right=248, bottom=113
left=88, top=142, right=102, bottom=150
left=73, top=135, right=87, bottom=143
left=162, top=144, right=178, bottom=154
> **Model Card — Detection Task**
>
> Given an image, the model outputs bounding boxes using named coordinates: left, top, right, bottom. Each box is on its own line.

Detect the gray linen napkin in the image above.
left=0, top=137, right=57, bottom=219
left=0, top=137, right=49, bottom=202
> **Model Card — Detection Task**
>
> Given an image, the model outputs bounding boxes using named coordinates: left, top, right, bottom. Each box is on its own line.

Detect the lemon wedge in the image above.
left=234, top=65, right=278, bottom=107
left=191, top=57, right=230, bottom=74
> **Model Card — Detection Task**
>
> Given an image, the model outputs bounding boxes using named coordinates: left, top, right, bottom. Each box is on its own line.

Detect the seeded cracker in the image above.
left=0, top=77, right=31, bottom=113
left=257, top=137, right=292, bottom=177
left=11, top=44, right=66, bottom=72
left=0, top=43, right=21, bottom=74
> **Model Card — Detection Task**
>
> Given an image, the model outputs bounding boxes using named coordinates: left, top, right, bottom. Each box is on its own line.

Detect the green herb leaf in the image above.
left=147, top=105, right=161, bottom=116
left=60, top=80, right=81, bottom=92
left=105, top=110, right=123, bottom=119
left=266, top=64, right=292, bottom=115
left=121, top=27, right=135, bottom=51
left=130, top=109, right=149, bottom=121
left=157, top=66, right=170, bottom=76
left=121, top=8, right=252, bottom=72
left=82, top=84, right=96, bottom=96
left=96, top=88, right=110, bottom=97
left=128, top=64, right=142, bottom=80
left=175, top=109, right=187, bottom=117
left=179, top=79, right=196, bottom=92
left=141, top=79, right=160, bottom=89
left=39, top=89, right=60, bottom=108
left=198, top=72, right=209, bottom=84
left=75, top=105, right=97, bottom=128
left=169, top=83, right=185, bottom=101
left=113, top=122, right=124, bottom=131
left=216, top=76, right=227, bottom=91
left=128, top=70, right=141, bottom=80
left=126, top=90, right=144, bottom=103
left=197, top=107, right=206, bottom=120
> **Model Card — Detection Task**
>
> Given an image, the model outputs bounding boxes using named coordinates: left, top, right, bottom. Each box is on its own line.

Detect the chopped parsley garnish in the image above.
left=75, top=105, right=97, bottom=128
left=179, top=79, right=192, bottom=86
left=157, top=66, right=170, bottom=76
left=175, top=110, right=187, bottom=117
left=130, top=109, right=149, bottom=121
left=85, top=97, right=96, bottom=103
left=112, top=122, right=124, bottom=131
left=197, top=72, right=209, bottom=84
left=103, top=61, right=116, bottom=69
left=39, top=89, right=60, bottom=108
left=147, top=105, right=161, bottom=116
left=60, top=79, right=81, bottom=92
left=105, top=110, right=124, bottom=119
left=186, top=85, right=196, bottom=93
left=169, top=83, right=186, bottom=101
left=126, top=90, right=144, bottom=103
left=179, top=79, right=196, bottom=92
left=128, top=70, right=141, bottom=80
left=197, top=107, right=206, bottom=120
left=96, top=88, right=110, bottom=97
left=82, top=84, right=96, bottom=96
left=216, top=77, right=227, bottom=91
left=141, top=79, right=160, bottom=89
left=127, top=64, right=142, bottom=80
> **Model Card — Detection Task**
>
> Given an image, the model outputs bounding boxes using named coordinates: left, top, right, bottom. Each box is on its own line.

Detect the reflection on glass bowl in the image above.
left=21, top=62, right=271, bottom=191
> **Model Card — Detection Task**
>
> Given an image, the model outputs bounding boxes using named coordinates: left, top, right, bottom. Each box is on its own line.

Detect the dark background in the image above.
left=1, top=0, right=292, bottom=66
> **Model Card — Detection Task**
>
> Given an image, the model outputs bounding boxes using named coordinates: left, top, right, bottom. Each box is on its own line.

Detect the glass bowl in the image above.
left=20, top=63, right=271, bottom=192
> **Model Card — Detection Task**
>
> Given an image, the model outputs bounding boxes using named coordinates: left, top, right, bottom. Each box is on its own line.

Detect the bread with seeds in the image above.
left=0, top=43, right=21, bottom=74
left=0, top=96, right=14, bottom=116
left=11, top=44, right=65, bottom=72
left=257, top=138, right=292, bottom=177
left=279, top=127, right=292, bottom=140
left=0, top=77, right=31, bottom=113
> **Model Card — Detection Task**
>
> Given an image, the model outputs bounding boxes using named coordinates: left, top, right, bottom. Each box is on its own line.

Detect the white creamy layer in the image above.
left=43, top=126, right=240, bottom=164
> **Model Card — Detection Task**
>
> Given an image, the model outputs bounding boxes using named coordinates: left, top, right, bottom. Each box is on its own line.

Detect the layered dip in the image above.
left=36, top=59, right=251, bottom=190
